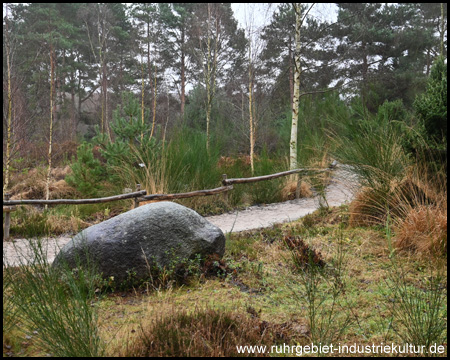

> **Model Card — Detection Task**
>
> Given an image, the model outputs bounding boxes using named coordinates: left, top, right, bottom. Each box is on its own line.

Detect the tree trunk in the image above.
left=361, top=41, right=368, bottom=113
left=147, top=21, right=154, bottom=134
left=141, top=56, right=145, bottom=141
left=150, top=62, right=157, bottom=139
left=103, top=61, right=110, bottom=139
left=440, top=3, right=445, bottom=56
left=203, top=4, right=219, bottom=153
left=3, top=6, right=13, bottom=193
left=205, top=4, right=212, bottom=152
left=288, top=36, right=294, bottom=106
left=180, top=28, right=186, bottom=117
left=290, top=3, right=302, bottom=170
left=163, top=92, right=170, bottom=148
left=248, top=37, right=255, bottom=175
left=45, top=47, right=55, bottom=209
left=71, top=84, right=76, bottom=140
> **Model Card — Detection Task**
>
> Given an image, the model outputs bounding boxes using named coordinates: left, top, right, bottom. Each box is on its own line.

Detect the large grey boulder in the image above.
left=53, top=201, right=225, bottom=285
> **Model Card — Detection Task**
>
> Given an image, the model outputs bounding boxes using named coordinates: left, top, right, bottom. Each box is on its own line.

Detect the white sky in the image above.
left=231, top=3, right=338, bottom=30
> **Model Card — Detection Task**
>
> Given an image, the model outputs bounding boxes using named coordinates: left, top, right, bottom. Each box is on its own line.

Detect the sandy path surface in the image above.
left=208, top=165, right=358, bottom=233
left=3, top=166, right=359, bottom=267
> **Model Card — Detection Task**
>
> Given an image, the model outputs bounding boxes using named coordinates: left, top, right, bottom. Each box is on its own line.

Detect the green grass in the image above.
left=383, top=216, right=447, bottom=355
left=3, top=238, right=104, bottom=357
left=8, top=200, right=132, bottom=238
left=330, top=106, right=411, bottom=191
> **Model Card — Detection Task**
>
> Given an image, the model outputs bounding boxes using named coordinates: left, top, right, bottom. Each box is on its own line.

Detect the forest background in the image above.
left=2, top=4, right=448, bottom=357
left=2, top=3, right=447, bottom=231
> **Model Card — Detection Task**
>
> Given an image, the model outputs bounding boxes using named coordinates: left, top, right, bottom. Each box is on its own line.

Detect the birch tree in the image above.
left=191, top=3, right=246, bottom=151
left=132, top=4, right=157, bottom=139
left=201, top=3, right=217, bottom=152
left=43, top=5, right=59, bottom=207
left=243, top=4, right=271, bottom=174
left=290, top=3, right=302, bottom=170
left=45, top=44, right=55, bottom=207
left=248, top=35, right=255, bottom=174
left=80, top=3, right=131, bottom=138
left=3, top=4, right=13, bottom=193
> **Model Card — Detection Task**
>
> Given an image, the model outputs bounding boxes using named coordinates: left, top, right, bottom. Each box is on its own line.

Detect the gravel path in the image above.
left=208, top=165, right=358, bottom=233
left=3, top=166, right=359, bottom=267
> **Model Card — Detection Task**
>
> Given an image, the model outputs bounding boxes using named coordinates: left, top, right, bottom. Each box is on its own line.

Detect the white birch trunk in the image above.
left=290, top=3, right=302, bottom=170
left=45, top=48, right=55, bottom=210
left=4, top=7, right=13, bottom=193
left=248, top=37, right=255, bottom=175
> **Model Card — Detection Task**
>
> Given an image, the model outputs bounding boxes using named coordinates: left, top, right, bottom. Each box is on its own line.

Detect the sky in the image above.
left=231, top=3, right=338, bottom=30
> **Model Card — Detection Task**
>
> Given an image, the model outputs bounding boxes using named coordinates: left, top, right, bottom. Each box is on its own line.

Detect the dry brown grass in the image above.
left=48, top=179, right=78, bottom=199
left=45, top=213, right=91, bottom=234
left=50, top=165, right=72, bottom=180
left=391, top=165, right=447, bottom=255
left=281, top=180, right=313, bottom=201
left=394, top=204, right=447, bottom=255
left=348, top=162, right=447, bottom=256
left=307, top=151, right=334, bottom=187
left=137, top=199, right=160, bottom=207
left=348, top=187, right=386, bottom=227
left=283, top=234, right=326, bottom=271
left=217, top=154, right=257, bottom=168
left=9, top=166, right=78, bottom=200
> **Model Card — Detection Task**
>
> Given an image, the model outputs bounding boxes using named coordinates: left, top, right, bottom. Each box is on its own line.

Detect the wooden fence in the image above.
left=3, top=166, right=334, bottom=239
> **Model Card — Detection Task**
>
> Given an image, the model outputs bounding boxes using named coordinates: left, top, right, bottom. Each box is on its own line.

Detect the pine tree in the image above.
left=260, top=4, right=296, bottom=105
left=65, top=143, right=104, bottom=197
left=131, top=4, right=158, bottom=137
left=414, top=56, right=447, bottom=146
left=159, top=3, right=194, bottom=117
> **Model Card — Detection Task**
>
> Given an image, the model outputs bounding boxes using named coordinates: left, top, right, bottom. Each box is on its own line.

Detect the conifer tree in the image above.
left=414, top=56, right=447, bottom=147
left=159, top=3, right=194, bottom=117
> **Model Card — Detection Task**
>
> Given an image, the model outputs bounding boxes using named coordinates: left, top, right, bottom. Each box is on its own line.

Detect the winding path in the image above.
left=3, top=166, right=359, bottom=267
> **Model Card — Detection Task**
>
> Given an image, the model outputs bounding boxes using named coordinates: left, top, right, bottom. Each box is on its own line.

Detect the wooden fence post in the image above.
left=295, top=174, right=302, bottom=200
left=3, top=193, right=16, bottom=240
left=134, top=184, right=141, bottom=209
left=222, top=174, right=228, bottom=204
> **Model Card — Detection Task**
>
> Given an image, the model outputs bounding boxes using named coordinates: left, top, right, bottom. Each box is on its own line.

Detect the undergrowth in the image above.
left=3, top=205, right=447, bottom=357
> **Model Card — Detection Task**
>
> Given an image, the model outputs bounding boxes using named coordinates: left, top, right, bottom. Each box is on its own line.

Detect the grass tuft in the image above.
left=3, top=238, right=104, bottom=357
left=121, top=307, right=277, bottom=357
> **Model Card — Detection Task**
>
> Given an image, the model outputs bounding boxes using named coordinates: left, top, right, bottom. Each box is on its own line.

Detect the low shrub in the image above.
left=384, top=218, right=447, bottom=354
left=65, top=142, right=105, bottom=197
left=123, top=307, right=278, bottom=357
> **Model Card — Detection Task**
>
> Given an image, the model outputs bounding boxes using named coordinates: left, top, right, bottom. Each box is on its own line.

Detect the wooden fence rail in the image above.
left=141, top=185, right=233, bottom=201
left=3, top=190, right=147, bottom=206
left=2, top=189, right=146, bottom=239
left=3, top=165, right=334, bottom=239
left=222, top=168, right=330, bottom=185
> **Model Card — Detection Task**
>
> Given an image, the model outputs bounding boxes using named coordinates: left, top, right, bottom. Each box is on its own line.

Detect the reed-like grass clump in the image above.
left=3, top=238, right=104, bottom=357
